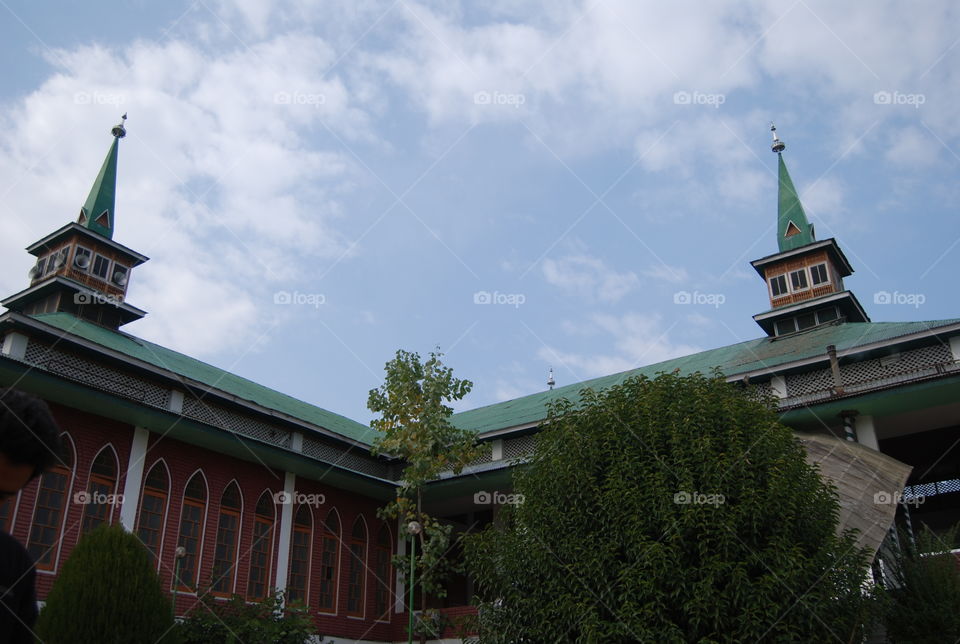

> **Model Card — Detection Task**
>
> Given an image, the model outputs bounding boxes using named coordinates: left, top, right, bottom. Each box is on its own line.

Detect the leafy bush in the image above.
left=174, top=590, right=316, bottom=644
left=35, top=523, right=174, bottom=643
left=466, top=371, right=872, bottom=643
left=874, top=524, right=960, bottom=643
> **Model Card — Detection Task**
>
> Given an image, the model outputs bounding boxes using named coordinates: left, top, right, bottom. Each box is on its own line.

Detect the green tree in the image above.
left=368, top=349, right=479, bottom=639
left=873, top=524, right=960, bottom=643
left=465, top=371, right=871, bottom=643
left=35, top=523, right=175, bottom=643
left=174, top=590, right=316, bottom=644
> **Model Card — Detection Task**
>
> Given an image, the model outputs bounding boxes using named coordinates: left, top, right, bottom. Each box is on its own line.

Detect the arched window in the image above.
left=246, top=492, right=275, bottom=599
left=136, top=461, right=170, bottom=566
left=211, top=482, right=242, bottom=594
left=346, top=517, right=367, bottom=617
left=27, top=434, right=74, bottom=570
left=287, top=505, right=312, bottom=604
left=81, top=447, right=118, bottom=533
left=176, top=472, right=207, bottom=591
left=374, top=525, right=393, bottom=620
left=317, top=509, right=340, bottom=613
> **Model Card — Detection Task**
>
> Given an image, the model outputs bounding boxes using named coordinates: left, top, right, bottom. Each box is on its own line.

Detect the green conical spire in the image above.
left=78, top=115, right=126, bottom=239
left=771, top=125, right=814, bottom=252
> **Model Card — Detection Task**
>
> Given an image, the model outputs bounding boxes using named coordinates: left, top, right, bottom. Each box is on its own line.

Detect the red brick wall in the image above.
left=5, top=402, right=417, bottom=641
left=9, top=402, right=133, bottom=598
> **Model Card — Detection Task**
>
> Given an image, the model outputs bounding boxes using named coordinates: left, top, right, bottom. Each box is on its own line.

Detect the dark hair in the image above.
left=0, top=388, right=63, bottom=477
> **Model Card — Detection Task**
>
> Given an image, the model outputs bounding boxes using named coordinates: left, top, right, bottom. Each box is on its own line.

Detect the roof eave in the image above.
left=25, top=223, right=149, bottom=265
left=750, top=238, right=854, bottom=278
left=0, top=311, right=378, bottom=450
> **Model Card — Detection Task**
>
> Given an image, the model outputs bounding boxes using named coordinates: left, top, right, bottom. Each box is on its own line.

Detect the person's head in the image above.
left=0, top=388, right=63, bottom=498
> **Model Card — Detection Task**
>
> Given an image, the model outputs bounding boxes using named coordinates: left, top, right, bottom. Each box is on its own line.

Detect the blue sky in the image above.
left=1, top=0, right=957, bottom=426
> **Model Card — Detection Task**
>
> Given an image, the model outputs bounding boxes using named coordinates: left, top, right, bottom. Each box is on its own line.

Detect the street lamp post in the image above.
left=172, top=546, right=186, bottom=623
left=406, top=520, right=422, bottom=644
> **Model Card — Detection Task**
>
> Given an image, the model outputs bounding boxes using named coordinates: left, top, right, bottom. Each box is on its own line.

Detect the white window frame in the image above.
left=91, top=253, right=112, bottom=281
left=774, top=318, right=797, bottom=336
left=789, top=268, right=810, bottom=292
left=809, top=262, right=830, bottom=287
left=768, top=274, right=789, bottom=299
left=816, top=307, right=839, bottom=324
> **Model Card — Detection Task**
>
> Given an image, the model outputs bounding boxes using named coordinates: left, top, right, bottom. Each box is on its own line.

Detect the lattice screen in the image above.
left=301, top=435, right=390, bottom=478
left=181, top=396, right=292, bottom=449
left=502, top=434, right=536, bottom=461
left=24, top=340, right=170, bottom=409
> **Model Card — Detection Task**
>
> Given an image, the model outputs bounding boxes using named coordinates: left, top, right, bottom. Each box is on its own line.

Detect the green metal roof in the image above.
left=777, top=152, right=814, bottom=252
left=22, top=312, right=960, bottom=447
left=28, top=312, right=377, bottom=444
left=451, top=319, right=960, bottom=434
left=80, top=136, right=119, bottom=239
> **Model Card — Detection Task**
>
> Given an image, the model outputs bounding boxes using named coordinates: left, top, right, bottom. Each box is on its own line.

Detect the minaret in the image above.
left=2, top=116, right=149, bottom=329
left=750, top=125, right=868, bottom=337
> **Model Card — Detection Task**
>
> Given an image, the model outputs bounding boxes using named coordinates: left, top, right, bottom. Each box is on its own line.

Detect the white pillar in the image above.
left=950, top=336, right=960, bottom=362
left=0, top=332, right=28, bottom=360
left=855, top=415, right=880, bottom=451
left=769, top=375, right=787, bottom=399
left=491, top=439, right=503, bottom=461
left=168, top=389, right=184, bottom=414
left=274, top=471, right=296, bottom=595
left=119, top=426, right=150, bottom=531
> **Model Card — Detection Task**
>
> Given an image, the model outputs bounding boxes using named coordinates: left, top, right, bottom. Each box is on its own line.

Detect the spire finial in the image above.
left=770, top=122, right=785, bottom=153
left=547, top=367, right=555, bottom=390
left=111, top=113, right=127, bottom=139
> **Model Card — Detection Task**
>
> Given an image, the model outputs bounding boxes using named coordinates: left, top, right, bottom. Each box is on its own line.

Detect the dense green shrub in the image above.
left=874, top=524, right=960, bottom=643
left=174, top=590, right=316, bottom=644
left=466, top=371, right=871, bottom=643
left=35, top=523, right=174, bottom=643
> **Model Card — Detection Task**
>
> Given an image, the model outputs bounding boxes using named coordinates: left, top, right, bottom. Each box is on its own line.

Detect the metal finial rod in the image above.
left=547, top=367, right=555, bottom=390
left=770, top=122, right=785, bottom=153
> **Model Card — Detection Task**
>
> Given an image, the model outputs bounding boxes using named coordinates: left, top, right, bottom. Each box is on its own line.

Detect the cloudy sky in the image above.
left=1, top=0, right=957, bottom=424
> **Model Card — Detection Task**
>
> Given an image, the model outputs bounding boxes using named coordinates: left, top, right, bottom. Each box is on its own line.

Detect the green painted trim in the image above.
left=424, top=465, right=517, bottom=502
left=779, top=373, right=960, bottom=429
left=0, top=358, right=395, bottom=500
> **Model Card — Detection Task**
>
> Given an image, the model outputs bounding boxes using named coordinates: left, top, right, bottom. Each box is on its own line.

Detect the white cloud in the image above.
left=542, top=253, right=639, bottom=302
left=0, top=32, right=372, bottom=358
left=539, top=312, right=701, bottom=379
left=885, top=126, right=938, bottom=167
left=642, top=264, right=689, bottom=284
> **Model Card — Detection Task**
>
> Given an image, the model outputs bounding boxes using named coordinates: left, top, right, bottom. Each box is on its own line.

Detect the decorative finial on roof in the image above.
left=547, top=367, right=555, bottom=390
left=770, top=122, right=785, bottom=153
left=111, top=114, right=127, bottom=139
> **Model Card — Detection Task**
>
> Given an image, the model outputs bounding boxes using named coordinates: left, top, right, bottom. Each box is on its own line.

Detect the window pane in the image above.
left=177, top=502, right=204, bottom=589
left=770, top=275, right=787, bottom=297
left=92, top=255, right=111, bottom=279
left=774, top=319, right=796, bottom=336
left=137, top=492, right=166, bottom=565
left=790, top=269, right=808, bottom=290
left=28, top=469, right=69, bottom=567
left=347, top=542, right=364, bottom=614
left=810, top=264, right=829, bottom=285
left=247, top=519, right=273, bottom=598
left=817, top=307, right=839, bottom=323
left=796, top=312, right=817, bottom=330
left=287, top=526, right=311, bottom=603
left=212, top=510, right=239, bottom=593
left=81, top=478, right=115, bottom=533
left=318, top=534, right=338, bottom=611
